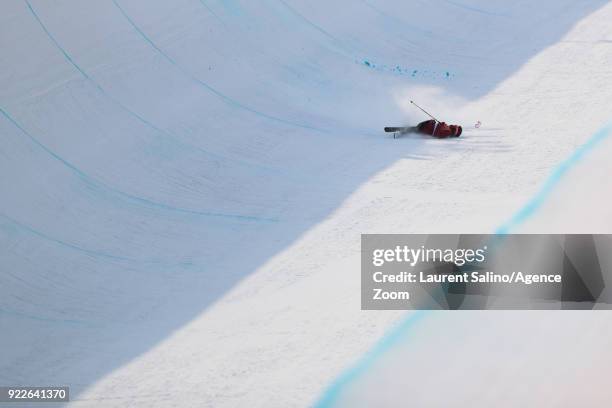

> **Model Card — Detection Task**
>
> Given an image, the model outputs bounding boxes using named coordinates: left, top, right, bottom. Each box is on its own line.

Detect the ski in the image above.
left=385, top=126, right=417, bottom=138
left=384, top=126, right=416, bottom=133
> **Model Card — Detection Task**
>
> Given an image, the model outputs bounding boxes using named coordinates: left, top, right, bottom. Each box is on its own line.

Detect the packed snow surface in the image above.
left=1, top=0, right=612, bottom=407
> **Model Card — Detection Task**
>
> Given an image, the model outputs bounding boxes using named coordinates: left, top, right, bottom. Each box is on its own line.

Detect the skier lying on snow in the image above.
left=416, top=119, right=462, bottom=138
left=386, top=101, right=462, bottom=138
left=384, top=120, right=462, bottom=138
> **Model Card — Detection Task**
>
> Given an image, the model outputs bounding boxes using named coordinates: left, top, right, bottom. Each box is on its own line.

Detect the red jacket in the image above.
left=417, top=120, right=462, bottom=138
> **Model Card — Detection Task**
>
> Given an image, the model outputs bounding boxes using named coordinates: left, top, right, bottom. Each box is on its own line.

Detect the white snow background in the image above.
left=1, top=0, right=612, bottom=407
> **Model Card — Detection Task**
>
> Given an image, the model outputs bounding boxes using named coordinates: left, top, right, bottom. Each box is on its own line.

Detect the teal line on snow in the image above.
left=442, top=0, right=511, bottom=18
left=314, top=120, right=612, bottom=407
left=0, top=107, right=278, bottom=224
left=496, top=121, right=612, bottom=233
left=110, top=0, right=323, bottom=133
left=314, top=311, right=427, bottom=408
left=24, top=0, right=285, bottom=176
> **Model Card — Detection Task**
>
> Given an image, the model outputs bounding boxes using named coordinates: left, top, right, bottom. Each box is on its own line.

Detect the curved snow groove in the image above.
left=198, top=0, right=227, bottom=26
left=0, top=304, right=91, bottom=325
left=0, top=107, right=278, bottom=223
left=23, top=0, right=281, bottom=177
left=0, top=213, right=206, bottom=268
left=359, top=0, right=427, bottom=44
left=275, top=0, right=355, bottom=57
left=359, top=0, right=461, bottom=45
left=274, top=0, right=409, bottom=67
left=278, top=0, right=412, bottom=60
left=110, top=0, right=325, bottom=133
left=0, top=213, right=136, bottom=262
left=197, top=0, right=313, bottom=86
left=274, top=1, right=454, bottom=79
left=206, top=0, right=364, bottom=77
left=441, top=0, right=512, bottom=18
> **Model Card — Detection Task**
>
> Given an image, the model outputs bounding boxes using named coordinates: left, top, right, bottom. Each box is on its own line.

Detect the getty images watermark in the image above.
left=362, top=234, right=612, bottom=310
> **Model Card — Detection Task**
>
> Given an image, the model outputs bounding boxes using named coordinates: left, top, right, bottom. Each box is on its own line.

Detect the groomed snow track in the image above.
left=2, top=1, right=612, bottom=407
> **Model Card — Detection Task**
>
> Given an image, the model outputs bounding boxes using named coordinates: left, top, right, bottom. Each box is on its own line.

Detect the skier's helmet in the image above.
left=451, top=125, right=462, bottom=137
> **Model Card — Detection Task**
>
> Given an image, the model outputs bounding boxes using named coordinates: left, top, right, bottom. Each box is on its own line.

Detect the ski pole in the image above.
left=410, top=100, right=439, bottom=122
